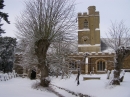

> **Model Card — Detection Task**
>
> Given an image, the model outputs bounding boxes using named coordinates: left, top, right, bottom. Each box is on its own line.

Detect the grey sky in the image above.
left=2, top=0, right=130, bottom=38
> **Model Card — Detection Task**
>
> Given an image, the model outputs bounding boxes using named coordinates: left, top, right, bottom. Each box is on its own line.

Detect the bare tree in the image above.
left=47, top=40, right=77, bottom=78
left=104, top=20, right=130, bottom=50
left=16, top=39, right=38, bottom=69
left=48, top=40, right=78, bottom=55
left=104, top=21, right=130, bottom=85
left=15, top=0, right=76, bottom=87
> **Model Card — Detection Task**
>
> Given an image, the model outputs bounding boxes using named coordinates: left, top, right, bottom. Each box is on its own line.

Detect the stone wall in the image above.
left=69, top=52, right=115, bottom=74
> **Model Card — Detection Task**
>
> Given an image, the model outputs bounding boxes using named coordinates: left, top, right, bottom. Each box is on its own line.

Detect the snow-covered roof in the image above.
left=101, top=38, right=115, bottom=53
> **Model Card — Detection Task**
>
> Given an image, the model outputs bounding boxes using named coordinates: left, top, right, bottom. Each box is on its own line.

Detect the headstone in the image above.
left=107, top=70, right=111, bottom=79
left=110, top=70, right=114, bottom=80
left=120, top=70, right=125, bottom=82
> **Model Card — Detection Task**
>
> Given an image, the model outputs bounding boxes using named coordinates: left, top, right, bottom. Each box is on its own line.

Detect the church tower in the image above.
left=78, top=6, right=101, bottom=53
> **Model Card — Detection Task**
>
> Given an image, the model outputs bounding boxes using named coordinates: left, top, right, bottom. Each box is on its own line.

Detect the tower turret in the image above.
left=88, top=6, right=96, bottom=15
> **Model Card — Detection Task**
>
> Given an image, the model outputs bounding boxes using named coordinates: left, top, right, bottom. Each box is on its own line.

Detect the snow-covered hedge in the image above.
left=0, top=70, right=17, bottom=81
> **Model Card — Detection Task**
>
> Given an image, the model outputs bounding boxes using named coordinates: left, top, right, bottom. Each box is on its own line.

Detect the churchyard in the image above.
left=0, top=71, right=130, bottom=97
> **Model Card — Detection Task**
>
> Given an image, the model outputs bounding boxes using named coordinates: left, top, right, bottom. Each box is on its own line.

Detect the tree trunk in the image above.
left=40, top=65, right=50, bottom=87
left=35, top=39, right=50, bottom=87
left=111, top=62, right=121, bottom=85
left=112, top=69, right=120, bottom=85
left=111, top=47, right=130, bottom=85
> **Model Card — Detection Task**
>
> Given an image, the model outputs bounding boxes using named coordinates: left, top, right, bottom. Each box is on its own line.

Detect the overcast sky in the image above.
left=2, top=0, right=130, bottom=38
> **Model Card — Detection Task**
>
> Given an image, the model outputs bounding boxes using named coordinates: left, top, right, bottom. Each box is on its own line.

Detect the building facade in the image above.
left=69, top=6, right=130, bottom=74
left=14, top=6, right=130, bottom=75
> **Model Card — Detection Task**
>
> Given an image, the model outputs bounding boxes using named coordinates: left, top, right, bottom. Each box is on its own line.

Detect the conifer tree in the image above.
left=0, top=0, right=10, bottom=36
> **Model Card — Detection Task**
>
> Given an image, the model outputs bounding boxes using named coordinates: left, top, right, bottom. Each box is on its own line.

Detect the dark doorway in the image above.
left=31, top=69, right=36, bottom=80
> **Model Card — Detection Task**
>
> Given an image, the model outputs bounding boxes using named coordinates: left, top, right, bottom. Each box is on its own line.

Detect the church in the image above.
left=69, top=6, right=130, bottom=74
left=14, top=6, right=130, bottom=76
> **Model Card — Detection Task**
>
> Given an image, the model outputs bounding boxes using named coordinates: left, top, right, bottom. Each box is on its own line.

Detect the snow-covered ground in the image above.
left=0, top=77, right=57, bottom=97
left=52, top=72, right=130, bottom=97
left=0, top=72, right=130, bottom=97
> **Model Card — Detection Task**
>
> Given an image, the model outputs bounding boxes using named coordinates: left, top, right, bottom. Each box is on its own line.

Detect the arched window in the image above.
left=84, top=19, right=88, bottom=28
left=97, top=61, right=105, bottom=71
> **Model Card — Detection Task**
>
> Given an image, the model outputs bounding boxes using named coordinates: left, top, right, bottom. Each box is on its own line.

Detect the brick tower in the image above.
left=78, top=6, right=101, bottom=53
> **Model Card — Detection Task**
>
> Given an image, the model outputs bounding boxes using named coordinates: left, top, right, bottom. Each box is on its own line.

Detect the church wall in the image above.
left=69, top=52, right=130, bottom=74
left=88, top=55, right=115, bottom=74
left=68, top=55, right=85, bottom=73
left=122, top=55, right=130, bottom=69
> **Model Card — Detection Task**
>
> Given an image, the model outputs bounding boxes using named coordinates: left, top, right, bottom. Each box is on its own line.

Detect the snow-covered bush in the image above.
left=0, top=70, right=17, bottom=81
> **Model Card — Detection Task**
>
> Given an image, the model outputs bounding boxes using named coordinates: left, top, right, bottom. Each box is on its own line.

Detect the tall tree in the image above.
left=104, top=20, right=130, bottom=50
left=15, top=0, right=76, bottom=87
left=0, top=37, right=16, bottom=73
left=0, top=0, right=10, bottom=36
left=104, top=21, right=130, bottom=85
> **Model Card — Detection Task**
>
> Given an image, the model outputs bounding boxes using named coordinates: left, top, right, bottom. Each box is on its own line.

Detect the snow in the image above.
left=0, top=72, right=130, bottom=97
left=102, top=47, right=115, bottom=53
left=0, top=78, right=57, bottom=97
left=77, top=28, right=90, bottom=31
left=95, top=28, right=100, bottom=30
left=85, top=58, right=88, bottom=64
left=52, top=73, right=130, bottom=97
left=78, top=44, right=100, bottom=47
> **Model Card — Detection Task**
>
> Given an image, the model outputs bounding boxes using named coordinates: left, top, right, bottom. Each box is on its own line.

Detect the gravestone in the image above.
left=107, top=70, right=111, bottom=79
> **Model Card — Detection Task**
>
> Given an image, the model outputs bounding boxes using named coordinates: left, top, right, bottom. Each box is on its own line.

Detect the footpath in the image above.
left=50, top=84, right=91, bottom=97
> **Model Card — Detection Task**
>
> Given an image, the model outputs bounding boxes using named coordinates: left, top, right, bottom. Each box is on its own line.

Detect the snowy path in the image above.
left=52, top=73, right=130, bottom=97
left=49, top=85, right=76, bottom=97
left=51, top=84, right=91, bottom=97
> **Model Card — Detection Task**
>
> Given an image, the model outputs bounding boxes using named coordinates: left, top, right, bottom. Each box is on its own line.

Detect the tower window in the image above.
left=84, top=19, right=88, bottom=28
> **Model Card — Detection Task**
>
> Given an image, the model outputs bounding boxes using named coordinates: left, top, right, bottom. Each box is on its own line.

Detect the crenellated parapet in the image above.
left=69, top=52, right=84, bottom=57
left=78, top=12, right=88, bottom=17
left=78, top=6, right=99, bottom=17
left=78, top=12, right=99, bottom=17
left=69, top=52, right=115, bottom=57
